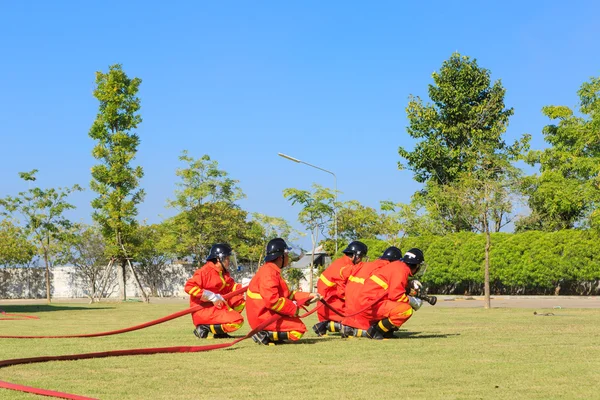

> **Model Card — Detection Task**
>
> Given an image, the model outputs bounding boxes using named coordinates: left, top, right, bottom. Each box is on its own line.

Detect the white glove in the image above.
left=408, top=296, right=423, bottom=311
left=201, top=290, right=225, bottom=304
left=307, top=293, right=322, bottom=305
left=409, top=280, right=423, bottom=296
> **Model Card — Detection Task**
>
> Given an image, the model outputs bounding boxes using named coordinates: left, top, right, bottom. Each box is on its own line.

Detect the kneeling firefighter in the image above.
left=312, top=240, right=368, bottom=336
left=342, top=248, right=426, bottom=339
left=184, top=243, right=246, bottom=339
left=246, top=238, right=320, bottom=345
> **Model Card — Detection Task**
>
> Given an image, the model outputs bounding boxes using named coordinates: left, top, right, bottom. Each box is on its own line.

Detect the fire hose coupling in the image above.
left=417, top=293, right=437, bottom=306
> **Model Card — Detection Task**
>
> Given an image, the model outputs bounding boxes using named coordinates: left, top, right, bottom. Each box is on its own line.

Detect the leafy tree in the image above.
left=518, top=76, right=600, bottom=232
left=241, top=213, right=303, bottom=271
left=283, top=268, right=305, bottom=291
left=399, top=53, right=526, bottom=232
left=133, top=223, right=178, bottom=297
left=58, top=224, right=113, bottom=301
left=0, top=170, right=82, bottom=302
left=0, top=219, right=35, bottom=267
left=89, top=64, right=145, bottom=301
left=283, top=184, right=335, bottom=292
left=432, top=153, right=521, bottom=308
left=167, top=151, right=246, bottom=265
left=379, top=200, right=447, bottom=244
left=332, top=200, right=382, bottom=242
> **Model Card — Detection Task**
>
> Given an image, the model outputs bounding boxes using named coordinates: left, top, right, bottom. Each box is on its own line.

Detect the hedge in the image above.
left=338, top=230, right=600, bottom=295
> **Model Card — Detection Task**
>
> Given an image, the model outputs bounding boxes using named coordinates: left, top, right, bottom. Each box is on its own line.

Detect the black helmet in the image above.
left=379, top=246, right=402, bottom=261
left=402, top=248, right=425, bottom=266
left=264, top=238, right=291, bottom=262
left=342, top=241, right=368, bottom=257
left=206, top=243, right=232, bottom=262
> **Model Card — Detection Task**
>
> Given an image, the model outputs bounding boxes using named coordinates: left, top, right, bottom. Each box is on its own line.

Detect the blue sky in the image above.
left=1, top=1, right=599, bottom=250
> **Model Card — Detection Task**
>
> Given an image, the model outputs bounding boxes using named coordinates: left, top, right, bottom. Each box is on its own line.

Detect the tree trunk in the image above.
left=484, top=225, right=491, bottom=309
left=44, top=249, right=51, bottom=303
left=118, top=258, right=127, bottom=301
left=126, top=258, right=149, bottom=303
left=308, top=226, right=319, bottom=293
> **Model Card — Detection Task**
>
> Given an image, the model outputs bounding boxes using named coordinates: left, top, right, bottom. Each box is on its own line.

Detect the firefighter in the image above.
left=246, top=238, right=320, bottom=345
left=184, top=243, right=245, bottom=339
left=342, top=248, right=425, bottom=339
left=341, top=246, right=402, bottom=336
left=312, top=240, right=368, bottom=336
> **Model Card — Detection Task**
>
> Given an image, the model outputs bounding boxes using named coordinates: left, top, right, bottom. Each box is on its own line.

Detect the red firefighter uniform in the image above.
left=184, top=261, right=245, bottom=333
left=316, top=255, right=355, bottom=322
left=343, top=259, right=413, bottom=330
left=246, top=262, right=311, bottom=341
left=342, top=258, right=393, bottom=328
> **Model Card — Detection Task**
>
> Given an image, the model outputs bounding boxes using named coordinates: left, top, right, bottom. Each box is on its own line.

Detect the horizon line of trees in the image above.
left=1, top=54, right=599, bottom=303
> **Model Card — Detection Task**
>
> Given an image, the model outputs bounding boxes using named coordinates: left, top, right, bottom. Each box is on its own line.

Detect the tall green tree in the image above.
left=0, top=170, right=82, bottom=302
left=283, top=184, right=335, bottom=292
left=89, top=64, right=145, bottom=301
left=399, top=53, right=525, bottom=232
left=518, top=76, right=600, bottom=232
left=167, top=151, right=246, bottom=265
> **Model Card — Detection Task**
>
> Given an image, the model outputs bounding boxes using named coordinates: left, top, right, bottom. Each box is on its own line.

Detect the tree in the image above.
left=518, top=76, right=600, bottom=232
left=332, top=200, right=382, bottom=242
left=283, top=268, right=305, bottom=291
left=241, top=213, right=303, bottom=271
left=58, top=224, right=113, bottom=302
left=0, top=170, right=82, bottom=302
left=133, top=223, right=178, bottom=297
left=0, top=219, right=35, bottom=267
left=433, top=153, right=521, bottom=308
left=89, top=64, right=145, bottom=301
left=167, top=151, right=246, bottom=265
left=399, top=53, right=525, bottom=232
left=283, top=184, right=335, bottom=292
left=379, top=200, right=447, bottom=243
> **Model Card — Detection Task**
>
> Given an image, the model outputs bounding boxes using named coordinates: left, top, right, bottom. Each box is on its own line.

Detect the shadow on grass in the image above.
left=0, top=305, right=114, bottom=313
left=394, top=331, right=460, bottom=339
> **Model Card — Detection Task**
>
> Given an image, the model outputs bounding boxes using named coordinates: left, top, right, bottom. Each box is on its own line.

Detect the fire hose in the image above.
left=0, top=288, right=399, bottom=399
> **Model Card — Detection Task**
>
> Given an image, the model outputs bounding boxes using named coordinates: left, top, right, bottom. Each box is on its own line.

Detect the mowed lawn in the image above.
left=1, top=302, right=599, bottom=400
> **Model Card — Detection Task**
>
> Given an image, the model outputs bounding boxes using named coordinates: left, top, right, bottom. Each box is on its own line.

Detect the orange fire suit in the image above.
left=317, top=255, right=354, bottom=322
left=246, top=262, right=311, bottom=341
left=184, top=261, right=245, bottom=333
left=343, top=260, right=413, bottom=330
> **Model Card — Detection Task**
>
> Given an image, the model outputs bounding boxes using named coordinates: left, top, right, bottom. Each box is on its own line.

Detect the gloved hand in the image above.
left=307, top=293, right=322, bottom=305
left=408, top=296, right=423, bottom=311
left=409, top=280, right=423, bottom=297
left=201, top=290, right=226, bottom=309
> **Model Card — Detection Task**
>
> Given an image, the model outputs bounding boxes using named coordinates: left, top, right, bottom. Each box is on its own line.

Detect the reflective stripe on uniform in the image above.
left=246, top=290, right=262, bottom=299
left=289, top=290, right=297, bottom=300
left=189, top=287, right=201, bottom=296
left=289, top=331, right=303, bottom=341
left=397, top=294, right=408, bottom=302
left=370, top=275, right=388, bottom=290
left=271, top=298, right=286, bottom=312
left=348, top=275, right=365, bottom=284
left=233, top=303, right=245, bottom=312
left=378, top=320, right=389, bottom=332
left=218, top=271, right=227, bottom=291
left=319, top=274, right=335, bottom=287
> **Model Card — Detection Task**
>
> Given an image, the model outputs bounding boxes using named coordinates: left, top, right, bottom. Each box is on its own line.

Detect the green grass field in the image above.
left=1, top=302, right=599, bottom=400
